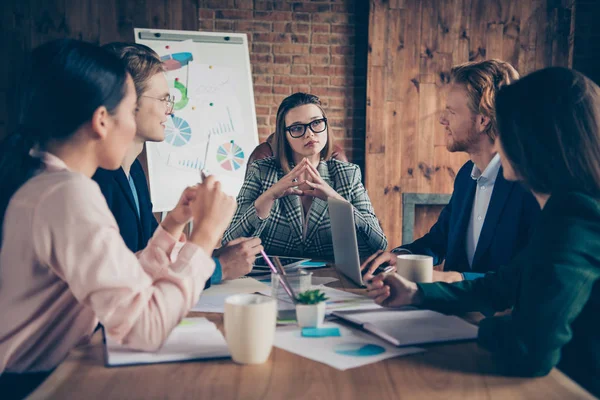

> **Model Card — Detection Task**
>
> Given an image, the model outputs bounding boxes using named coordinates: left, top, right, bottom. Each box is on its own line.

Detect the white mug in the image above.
left=395, top=254, right=433, bottom=283
left=224, top=294, right=277, bottom=364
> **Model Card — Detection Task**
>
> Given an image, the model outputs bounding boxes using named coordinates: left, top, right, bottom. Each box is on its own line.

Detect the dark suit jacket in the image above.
left=92, top=160, right=158, bottom=253
left=92, top=160, right=212, bottom=289
left=396, top=160, right=540, bottom=279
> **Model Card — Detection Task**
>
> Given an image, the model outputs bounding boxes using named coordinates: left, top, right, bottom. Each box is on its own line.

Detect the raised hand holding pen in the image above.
left=160, top=186, right=198, bottom=241
left=188, top=175, right=237, bottom=255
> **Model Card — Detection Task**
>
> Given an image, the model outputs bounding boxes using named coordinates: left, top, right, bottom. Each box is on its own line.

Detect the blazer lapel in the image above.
left=471, top=167, right=514, bottom=269
left=130, top=163, right=151, bottom=235
left=447, top=178, right=477, bottom=266
left=304, top=162, right=332, bottom=246
left=277, top=169, right=304, bottom=244
left=114, top=169, right=137, bottom=212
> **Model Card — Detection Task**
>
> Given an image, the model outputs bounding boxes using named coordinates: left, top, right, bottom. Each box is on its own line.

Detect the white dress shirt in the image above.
left=466, top=153, right=502, bottom=267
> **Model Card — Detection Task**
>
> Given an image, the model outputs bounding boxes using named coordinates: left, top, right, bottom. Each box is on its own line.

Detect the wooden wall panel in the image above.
left=366, top=0, right=576, bottom=247
left=0, top=0, right=201, bottom=141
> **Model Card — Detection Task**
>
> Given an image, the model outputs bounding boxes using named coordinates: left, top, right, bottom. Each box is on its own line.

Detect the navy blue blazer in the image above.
left=396, top=160, right=540, bottom=279
left=92, top=160, right=158, bottom=253
left=92, top=160, right=212, bottom=289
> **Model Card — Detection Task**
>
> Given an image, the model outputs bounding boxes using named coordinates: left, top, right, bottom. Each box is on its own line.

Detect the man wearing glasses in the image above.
left=93, top=43, right=263, bottom=285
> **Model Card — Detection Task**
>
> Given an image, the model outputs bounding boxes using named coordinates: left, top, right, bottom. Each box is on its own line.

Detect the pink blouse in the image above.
left=0, top=152, right=214, bottom=373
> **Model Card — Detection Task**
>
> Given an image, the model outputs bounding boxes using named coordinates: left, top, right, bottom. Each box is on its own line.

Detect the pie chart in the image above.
left=164, top=116, right=192, bottom=147
left=216, top=140, right=245, bottom=171
left=172, top=80, right=189, bottom=110
left=333, top=343, right=386, bottom=357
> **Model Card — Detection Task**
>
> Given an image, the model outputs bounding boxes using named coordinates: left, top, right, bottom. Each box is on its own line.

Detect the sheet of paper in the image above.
left=104, top=318, right=230, bottom=366
left=256, top=277, right=338, bottom=287
left=258, top=286, right=382, bottom=317
left=260, top=286, right=381, bottom=313
left=311, top=277, right=339, bottom=286
left=335, top=309, right=479, bottom=347
left=273, top=322, right=423, bottom=370
left=191, top=277, right=269, bottom=312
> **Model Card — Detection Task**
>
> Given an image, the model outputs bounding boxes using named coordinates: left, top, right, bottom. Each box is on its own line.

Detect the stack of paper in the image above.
left=104, top=318, right=230, bottom=367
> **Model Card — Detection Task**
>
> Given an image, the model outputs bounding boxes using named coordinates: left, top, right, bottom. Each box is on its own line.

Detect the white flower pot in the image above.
left=295, top=302, right=326, bottom=328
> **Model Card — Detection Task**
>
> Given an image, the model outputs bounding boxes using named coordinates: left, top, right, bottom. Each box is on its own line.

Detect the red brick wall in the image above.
left=573, top=0, right=600, bottom=85
left=197, top=0, right=369, bottom=167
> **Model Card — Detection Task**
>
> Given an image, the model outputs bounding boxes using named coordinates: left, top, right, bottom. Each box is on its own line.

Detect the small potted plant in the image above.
left=295, top=289, right=329, bottom=328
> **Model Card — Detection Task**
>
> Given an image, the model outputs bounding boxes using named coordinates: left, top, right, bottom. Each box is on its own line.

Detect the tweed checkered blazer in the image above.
left=223, top=157, right=387, bottom=261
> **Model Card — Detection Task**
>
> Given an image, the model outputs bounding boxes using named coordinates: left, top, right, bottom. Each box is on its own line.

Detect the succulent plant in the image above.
left=296, top=289, right=329, bottom=305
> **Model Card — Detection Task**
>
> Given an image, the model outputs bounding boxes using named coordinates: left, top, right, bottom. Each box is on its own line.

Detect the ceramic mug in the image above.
left=395, top=254, right=433, bottom=283
left=224, top=294, right=277, bottom=364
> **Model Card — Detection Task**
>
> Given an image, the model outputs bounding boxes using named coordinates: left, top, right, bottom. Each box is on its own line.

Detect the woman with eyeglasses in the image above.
left=0, top=39, right=236, bottom=399
left=223, top=92, right=387, bottom=261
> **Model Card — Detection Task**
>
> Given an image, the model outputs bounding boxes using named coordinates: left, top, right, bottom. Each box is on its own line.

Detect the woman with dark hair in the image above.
left=0, top=39, right=235, bottom=397
left=223, top=92, right=387, bottom=260
left=363, top=67, right=600, bottom=396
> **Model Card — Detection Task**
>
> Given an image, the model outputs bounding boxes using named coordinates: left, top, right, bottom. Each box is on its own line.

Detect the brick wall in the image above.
left=573, top=0, right=600, bottom=85
left=197, top=0, right=369, bottom=168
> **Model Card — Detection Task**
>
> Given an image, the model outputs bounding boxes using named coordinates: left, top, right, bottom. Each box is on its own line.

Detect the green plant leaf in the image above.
left=296, top=289, right=329, bottom=305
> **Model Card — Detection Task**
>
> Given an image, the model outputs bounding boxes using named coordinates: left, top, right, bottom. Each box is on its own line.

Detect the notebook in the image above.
left=332, top=308, right=478, bottom=347
left=103, top=317, right=230, bottom=367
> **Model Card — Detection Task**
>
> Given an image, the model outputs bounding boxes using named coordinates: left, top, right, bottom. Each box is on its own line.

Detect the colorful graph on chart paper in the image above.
left=216, top=141, right=245, bottom=171
left=167, top=153, right=204, bottom=171
left=164, top=116, right=192, bottom=147
left=172, top=80, right=189, bottom=110
left=207, top=107, right=237, bottom=136
left=160, top=52, right=193, bottom=71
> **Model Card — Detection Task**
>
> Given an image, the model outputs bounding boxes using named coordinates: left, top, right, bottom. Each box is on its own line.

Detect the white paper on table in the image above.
left=104, top=318, right=229, bottom=367
left=192, top=277, right=269, bottom=313
left=273, top=322, right=423, bottom=370
left=259, top=286, right=382, bottom=314
left=311, top=277, right=339, bottom=286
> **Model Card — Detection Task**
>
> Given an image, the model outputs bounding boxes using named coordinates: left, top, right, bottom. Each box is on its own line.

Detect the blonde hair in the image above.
left=272, top=93, right=333, bottom=174
left=451, top=59, right=520, bottom=140
left=102, top=42, right=164, bottom=97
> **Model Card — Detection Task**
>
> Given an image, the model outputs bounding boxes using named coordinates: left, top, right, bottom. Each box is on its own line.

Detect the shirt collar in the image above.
left=30, top=149, right=71, bottom=172
left=470, top=153, right=501, bottom=184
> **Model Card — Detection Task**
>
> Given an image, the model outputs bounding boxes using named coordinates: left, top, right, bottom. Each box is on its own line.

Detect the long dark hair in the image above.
left=272, top=92, right=333, bottom=174
left=496, top=67, right=600, bottom=198
left=0, top=39, right=128, bottom=245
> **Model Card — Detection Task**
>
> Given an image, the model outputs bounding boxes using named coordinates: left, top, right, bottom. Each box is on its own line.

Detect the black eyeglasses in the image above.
left=140, top=94, right=175, bottom=114
left=285, top=118, right=328, bottom=138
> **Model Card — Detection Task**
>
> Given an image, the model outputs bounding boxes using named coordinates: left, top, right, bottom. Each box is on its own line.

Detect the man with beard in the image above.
left=362, top=59, right=540, bottom=283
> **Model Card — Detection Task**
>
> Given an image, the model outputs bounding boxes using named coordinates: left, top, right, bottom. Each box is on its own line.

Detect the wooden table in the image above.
left=29, top=268, right=594, bottom=400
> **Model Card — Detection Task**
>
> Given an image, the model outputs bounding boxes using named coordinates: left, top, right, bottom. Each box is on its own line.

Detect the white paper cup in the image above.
left=395, top=254, right=433, bottom=283
left=224, top=294, right=277, bottom=364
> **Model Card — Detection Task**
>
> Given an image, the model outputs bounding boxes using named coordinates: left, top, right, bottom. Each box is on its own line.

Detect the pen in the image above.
left=273, top=256, right=287, bottom=276
left=260, top=250, right=297, bottom=303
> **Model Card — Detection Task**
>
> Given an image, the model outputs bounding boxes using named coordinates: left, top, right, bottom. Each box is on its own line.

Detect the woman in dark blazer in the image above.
left=364, top=67, right=600, bottom=397
left=223, top=93, right=387, bottom=261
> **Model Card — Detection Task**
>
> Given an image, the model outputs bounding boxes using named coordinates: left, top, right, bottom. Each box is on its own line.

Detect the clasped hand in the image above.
left=265, top=158, right=342, bottom=201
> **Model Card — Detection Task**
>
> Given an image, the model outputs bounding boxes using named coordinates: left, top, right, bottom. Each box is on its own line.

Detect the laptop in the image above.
left=328, top=197, right=366, bottom=287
